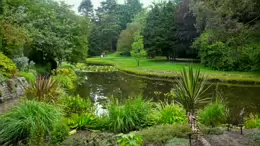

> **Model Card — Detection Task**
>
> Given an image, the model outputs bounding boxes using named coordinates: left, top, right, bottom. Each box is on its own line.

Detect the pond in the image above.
left=1, top=71, right=260, bottom=124
left=77, top=71, right=260, bottom=124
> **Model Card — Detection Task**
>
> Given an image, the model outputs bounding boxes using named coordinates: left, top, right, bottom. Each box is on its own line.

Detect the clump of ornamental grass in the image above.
left=106, top=96, right=151, bottom=133
left=25, top=76, right=61, bottom=103
left=0, top=100, right=63, bottom=145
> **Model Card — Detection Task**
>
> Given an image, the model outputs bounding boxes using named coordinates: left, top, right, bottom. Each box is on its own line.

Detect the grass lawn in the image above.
left=87, top=56, right=260, bottom=84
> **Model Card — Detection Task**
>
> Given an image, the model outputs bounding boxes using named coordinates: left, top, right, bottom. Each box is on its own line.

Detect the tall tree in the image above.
left=131, top=32, right=147, bottom=66
left=143, top=2, right=177, bottom=59
left=78, top=0, right=94, bottom=19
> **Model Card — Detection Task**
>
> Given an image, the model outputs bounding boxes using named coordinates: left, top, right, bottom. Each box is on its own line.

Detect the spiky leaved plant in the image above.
left=175, top=67, right=210, bottom=114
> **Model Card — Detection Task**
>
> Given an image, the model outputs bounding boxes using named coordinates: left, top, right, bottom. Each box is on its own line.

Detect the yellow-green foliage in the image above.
left=0, top=53, right=17, bottom=77
left=53, top=68, right=77, bottom=93
left=18, top=72, right=36, bottom=83
left=245, top=114, right=260, bottom=129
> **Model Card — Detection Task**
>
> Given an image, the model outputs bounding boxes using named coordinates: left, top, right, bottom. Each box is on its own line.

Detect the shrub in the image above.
left=117, top=133, right=143, bottom=146
left=50, top=122, right=70, bottom=144
left=250, top=131, right=260, bottom=146
left=198, top=98, right=228, bottom=127
left=106, top=96, right=151, bottom=133
left=66, top=113, right=96, bottom=130
left=199, top=124, right=225, bottom=135
left=62, top=132, right=117, bottom=146
left=24, top=76, right=61, bottom=103
left=153, top=102, right=187, bottom=124
left=165, top=138, right=189, bottom=146
left=0, top=100, right=63, bottom=145
left=0, top=52, right=17, bottom=78
left=0, top=74, right=8, bottom=83
left=244, top=114, right=260, bottom=129
left=137, top=124, right=191, bottom=145
left=60, top=95, right=93, bottom=116
left=53, top=68, right=77, bottom=93
left=13, top=57, right=35, bottom=72
left=18, top=71, right=36, bottom=83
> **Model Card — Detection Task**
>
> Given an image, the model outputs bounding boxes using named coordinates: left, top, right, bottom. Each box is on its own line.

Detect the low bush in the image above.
left=117, top=133, right=143, bottom=146
left=60, top=95, right=93, bottom=116
left=24, top=76, right=61, bottom=103
left=250, top=131, right=260, bottom=146
left=106, top=96, right=151, bottom=133
left=53, top=68, right=77, bottom=93
left=137, top=124, right=191, bottom=145
left=152, top=102, right=187, bottom=124
left=62, top=132, right=117, bottom=146
left=66, top=113, right=96, bottom=130
left=244, top=114, right=260, bottom=129
left=50, top=122, right=70, bottom=145
left=13, top=57, right=35, bottom=72
left=18, top=71, right=36, bottom=83
left=199, top=124, right=225, bottom=135
left=0, top=52, right=17, bottom=78
left=198, top=98, right=228, bottom=127
left=0, top=100, right=63, bottom=145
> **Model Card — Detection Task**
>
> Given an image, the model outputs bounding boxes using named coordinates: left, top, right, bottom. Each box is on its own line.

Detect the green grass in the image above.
left=87, top=56, right=260, bottom=83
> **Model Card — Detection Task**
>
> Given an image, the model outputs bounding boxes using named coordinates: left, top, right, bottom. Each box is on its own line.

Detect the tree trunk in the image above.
left=137, top=60, right=140, bottom=67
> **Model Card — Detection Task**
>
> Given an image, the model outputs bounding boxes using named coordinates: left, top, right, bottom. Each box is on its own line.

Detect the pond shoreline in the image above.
left=87, top=61, right=260, bottom=85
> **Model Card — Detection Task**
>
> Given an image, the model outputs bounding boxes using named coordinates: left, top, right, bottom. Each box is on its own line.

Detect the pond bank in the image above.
left=87, top=57, right=260, bottom=85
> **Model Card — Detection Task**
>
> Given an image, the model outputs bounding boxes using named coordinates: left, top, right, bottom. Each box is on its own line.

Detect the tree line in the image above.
left=82, top=0, right=260, bottom=71
left=0, top=0, right=259, bottom=72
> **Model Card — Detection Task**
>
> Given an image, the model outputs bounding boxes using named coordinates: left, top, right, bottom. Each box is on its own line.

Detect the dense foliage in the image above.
left=0, top=52, right=17, bottom=78
left=0, top=100, right=62, bottom=145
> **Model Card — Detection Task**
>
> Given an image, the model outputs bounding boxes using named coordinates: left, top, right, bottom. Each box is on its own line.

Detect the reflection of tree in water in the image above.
left=77, top=71, right=260, bottom=124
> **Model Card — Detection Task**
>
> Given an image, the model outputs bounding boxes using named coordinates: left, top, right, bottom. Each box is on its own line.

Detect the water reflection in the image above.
left=77, top=72, right=260, bottom=123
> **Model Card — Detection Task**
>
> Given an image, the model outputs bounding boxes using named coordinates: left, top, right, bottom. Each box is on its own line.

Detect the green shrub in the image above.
left=153, top=102, right=187, bottom=124
left=0, top=52, right=17, bottom=78
left=18, top=71, right=36, bottom=83
left=165, top=138, right=189, bottom=146
left=66, top=113, right=96, bottom=130
left=60, top=95, right=93, bottom=116
left=106, top=96, right=151, bottom=133
left=117, top=133, right=143, bottom=146
left=198, top=98, right=228, bottom=127
left=137, top=124, right=191, bottom=145
left=35, top=64, right=51, bottom=75
left=62, top=132, right=117, bottom=146
left=25, top=76, right=61, bottom=103
left=0, top=100, right=63, bottom=145
left=244, top=114, right=260, bottom=129
left=53, top=68, right=77, bottom=93
left=0, top=74, right=8, bottom=83
left=199, top=124, right=225, bottom=135
left=50, top=122, right=70, bottom=144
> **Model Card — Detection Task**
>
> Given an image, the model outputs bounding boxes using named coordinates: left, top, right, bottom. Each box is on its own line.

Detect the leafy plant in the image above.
left=24, top=76, right=61, bottom=103
left=18, top=71, right=36, bottom=83
left=60, top=95, right=93, bottom=116
left=53, top=68, right=78, bottom=93
left=244, top=113, right=260, bottom=129
left=106, top=96, right=151, bottom=133
left=117, top=133, right=143, bottom=146
left=62, top=132, right=117, bottom=146
left=13, top=57, right=35, bottom=72
left=153, top=102, right=187, bottom=124
left=175, top=67, right=210, bottom=114
left=50, top=122, right=70, bottom=144
left=198, top=98, right=228, bottom=127
left=0, top=52, right=17, bottom=78
left=137, top=124, right=191, bottom=145
left=67, top=113, right=96, bottom=130
left=0, top=100, right=62, bottom=145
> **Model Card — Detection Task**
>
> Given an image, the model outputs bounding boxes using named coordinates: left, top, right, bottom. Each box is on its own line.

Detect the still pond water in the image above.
left=77, top=71, right=260, bottom=124
left=1, top=71, right=260, bottom=124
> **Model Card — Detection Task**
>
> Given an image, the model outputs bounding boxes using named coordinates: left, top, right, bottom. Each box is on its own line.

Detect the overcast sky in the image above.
left=60, top=0, right=160, bottom=13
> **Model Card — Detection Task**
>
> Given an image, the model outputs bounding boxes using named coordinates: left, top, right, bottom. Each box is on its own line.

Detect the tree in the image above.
left=131, top=33, right=147, bottom=67
left=143, top=2, right=177, bottom=59
left=78, top=0, right=94, bottom=19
